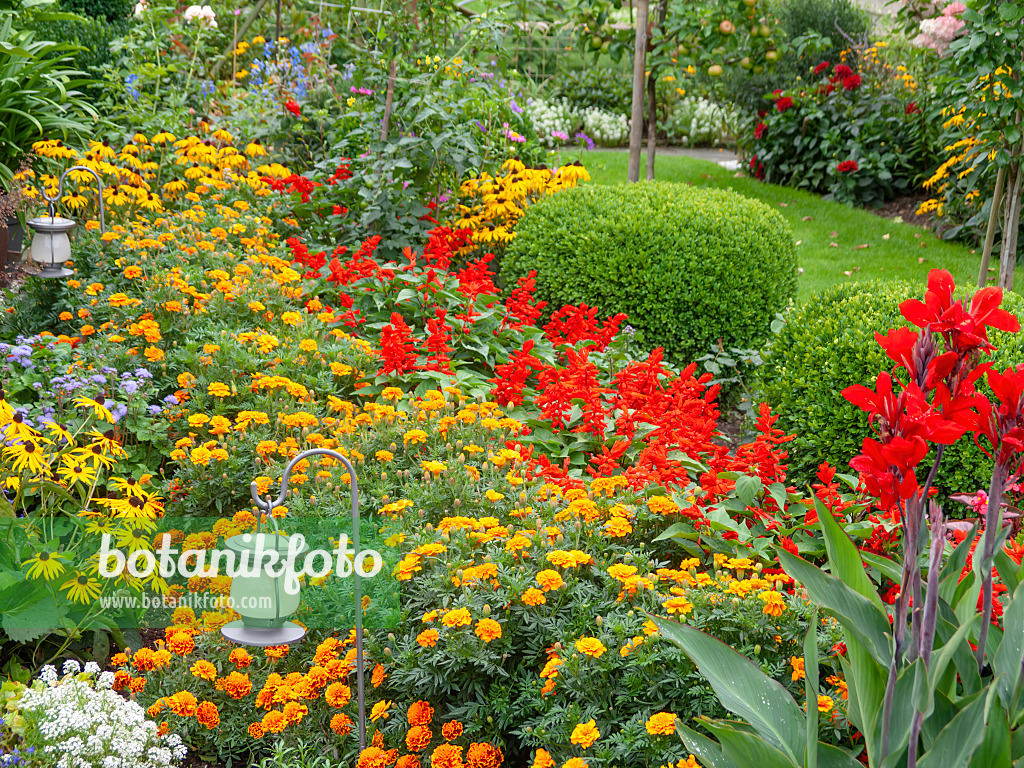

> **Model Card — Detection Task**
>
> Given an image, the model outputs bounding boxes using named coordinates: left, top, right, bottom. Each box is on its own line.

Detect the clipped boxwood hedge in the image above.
left=757, top=280, right=1024, bottom=502
left=499, top=181, right=798, bottom=366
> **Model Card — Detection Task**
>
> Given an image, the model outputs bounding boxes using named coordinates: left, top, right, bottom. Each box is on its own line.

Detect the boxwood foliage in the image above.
left=757, top=280, right=1024, bottom=504
left=499, top=182, right=798, bottom=366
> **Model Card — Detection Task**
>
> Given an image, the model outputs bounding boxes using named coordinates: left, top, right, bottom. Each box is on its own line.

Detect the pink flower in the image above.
left=943, top=2, right=966, bottom=16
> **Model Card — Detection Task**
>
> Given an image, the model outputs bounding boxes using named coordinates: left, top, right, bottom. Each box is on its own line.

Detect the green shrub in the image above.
left=757, top=281, right=1024, bottom=503
left=772, top=0, right=872, bottom=65
left=30, top=16, right=129, bottom=89
left=59, top=0, right=131, bottom=21
left=549, top=66, right=631, bottom=115
left=499, top=182, right=798, bottom=366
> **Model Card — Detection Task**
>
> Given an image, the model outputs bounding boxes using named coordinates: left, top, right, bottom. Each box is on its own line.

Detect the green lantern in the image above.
left=220, top=530, right=307, bottom=646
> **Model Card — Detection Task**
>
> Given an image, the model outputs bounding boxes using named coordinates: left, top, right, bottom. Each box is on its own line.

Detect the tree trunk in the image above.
left=627, top=0, right=649, bottom=183
left=645, top=0, right=668, bottom=180
left=978, top=165, right=1006, bottom=287
left=998, top=161, right=1022, bottom=291
left=380, top=60, right=398, bottom=142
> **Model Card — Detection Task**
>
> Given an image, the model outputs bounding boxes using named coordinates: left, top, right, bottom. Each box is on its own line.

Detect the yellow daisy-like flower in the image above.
left=61, top=571, right=102, bottom=603
left=23, top=550, right=70, bottom=581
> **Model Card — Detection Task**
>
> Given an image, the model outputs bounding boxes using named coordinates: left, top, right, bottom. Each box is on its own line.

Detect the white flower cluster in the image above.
left=664, top=97, right=735, bottom=146
left=182, top=4, right=217, bottom=27
left=581, top=107, right=629, bottom=147
left=523, top=98, right=580, bottom=147
left=16, top=661, right=186, bottom=768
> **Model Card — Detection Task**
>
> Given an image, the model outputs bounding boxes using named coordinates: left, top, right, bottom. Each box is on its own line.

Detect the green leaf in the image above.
left=676, top=722, right=741, bottom=768
left=916, top=689, right=990, bottom=768
left=734, top=474, right=763, bottom=506
left=805, top=612, right=819, bottom=768
left=778, top=549, right=892, bottom=667
left=654, top=617, right=806, bottom=763
left=992, top=580, right=1024, bottom=710
left=812, top=496, right=885, bottom=610
left=702, top=720, right=800, bottom=768
left=930, top=613, right=979, bottom=691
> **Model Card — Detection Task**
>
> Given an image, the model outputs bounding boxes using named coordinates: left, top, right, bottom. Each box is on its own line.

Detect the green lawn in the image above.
left=554, top=150, right=983, bottom=302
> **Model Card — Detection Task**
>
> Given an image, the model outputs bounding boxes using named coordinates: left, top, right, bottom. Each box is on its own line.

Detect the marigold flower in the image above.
left=248, top=722, right=265, bottom=738
left=442, top=607, right=472, bottom=628
left=570, top=719, right=600, bottom=749
left=522, top=587, right=546, bottom=606
left=208, top=382, right=231, bottom=397
left=166, top=690, right=198, bottom=717
left=536, top=570, right=563, bottom=591
left=645, top=711, right=676, bottom=735
left=196, top=700, right=220, bottom=729
left=331, top=712, right=354, bottom=735
left=167, top=632, right=195, bottom=655
left=262, top=710, right=287, bottom=733
left=265, top=644, right=288, bottom=659
left=466, top=742, right=503, bottom=768
left=475, top=618, right=502, bottom=643
left=370, top=700, right=392, bottom=722
left=325, top=681, right=352, bottom=707
left=431, top=743, right=463, bottom=768
left=406, top=724, right=432, bottom=751
left=404, top=429, right=428, bottom=446
left=407, top=700, right=434, bottom=726
left=817, top=695, right=834, bottom=712
left=441, top=721, right=464, bottom=741
left=190, top=659, right=217, bottom=681
left=532, top=750, right=554, bottom=768
left=575, top=637, right=607, bottom=659
left=791, top=656, right=805, bottom=681
left=397, top=756, right=422, bottom=768
left=417, top=629, right=440, bottom=647
left=217, top=670, right=252, bottom=699
left=562, top=759, right=588, bottom=768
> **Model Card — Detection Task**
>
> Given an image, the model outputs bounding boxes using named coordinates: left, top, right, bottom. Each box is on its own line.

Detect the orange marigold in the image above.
left=575, top=637, right=607, bottom=658
left=166, top=632, right=195, bottom=656
left=265, top=644, right=289, bottom=659
left=370, top=700, right=392, bottom=722
left=331, top=712, right=354, bottom=736
left=217, top=671, right=253, bottom=699
left=417, top=629, right=440, bottom=648
left=326, top=682, right=352, bottom=707
left=407, top=700, right=434, bottom=726
left=645, top=711, right=676, bottom=735
left=466, top=742, right=503, bottom=768
left=166, top=691, right=198, bottom=717
left=441, top=721, right=464, bottom=741
left=248, top=722, right=265, bottom=739
left=562, top=759, right=588, bottom=768
left=442, top=608, right=472, bottom=628
left=474, top=618, right=502, bottom=643
left=406, top=724, right=432, bottom=752
left=229, top=647, right=253, bottom=669
left=372, top=662, right=386, bottom=688
left=570, top=720, right=600, bottom=749
left=190, top=660, right=217, bottom=681
left=431, top=743, right=464, bottom=768
left=522, top=588, right=546, bottom=606
left=196, top=701, right=220, bottom=729
left=531, top=749, right=555, bottom=768
left=397, top=756, right=422, bottom=768
left=535, top=570, right=563, bottom=592
left=357, top=746, right=392, bottom=768
left=261, top=710, right=287, bottom=733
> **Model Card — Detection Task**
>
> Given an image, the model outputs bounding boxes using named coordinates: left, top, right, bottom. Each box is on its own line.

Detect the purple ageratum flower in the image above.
left=121, top=381, right=139, bottom=395
left=576, top=131, right=595, bottom=151
left=147, top=405, right=163, bottom=415
left=510, top=98, right=523, bottom=114
left=163, top=394, right=179, bottom=405
left=134, top=368, right=153, bottom=380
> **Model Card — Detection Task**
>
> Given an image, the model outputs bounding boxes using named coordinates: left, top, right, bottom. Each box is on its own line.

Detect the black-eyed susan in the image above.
left=23, top=549, right=69, bottom=581
left=61, top=571, right=102, bottom=603
left=57, top=458, right=97, bottom=487
left=3, top=439, right=51, bottom=475
left=74, top=395, right=114, bottom=423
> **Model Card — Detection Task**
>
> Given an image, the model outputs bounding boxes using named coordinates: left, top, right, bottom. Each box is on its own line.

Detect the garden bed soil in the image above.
left=870, top=194, right=933, bottom=228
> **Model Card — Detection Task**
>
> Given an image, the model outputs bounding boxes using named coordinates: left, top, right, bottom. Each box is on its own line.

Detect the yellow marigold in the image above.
left=562, top=759, right=588, bottom=768
left=370, top=700, right=392, bottom=722
left=522, top=588, right=546, bottom=606
left=381, top=386, right=404, bottom=400
left=570, top=719, right=600, bottom=749
left=281, top=311, right=302, bottom=326
left=442, top=607, right=472, bottom=628
left=485, top=489, right=505, bottom=502
left=475, top=618, right=502, bottom=643
left=208, top=382, right=231, bottom=397
left=791, top=656, right=805, bottom=681
left=536, top=569, right=564, bottom=591
left=759, top=590, right=786, bottom=617
left=663, top=596, right=693, bottom=615
left=645, top=711, right=676, bottom=735
left=575, top=637, right=607, bottom=659
left=190, top=660, right=217, bottom=681
left=817, top=695, right=834, bottom=712
left=376, top=450, right=394, bottom=462
left=647, top=496, right=680, bottom=515
left=404, top=429, right=428, bottom=446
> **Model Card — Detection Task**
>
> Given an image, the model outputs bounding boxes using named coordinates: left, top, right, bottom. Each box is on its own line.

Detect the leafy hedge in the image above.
left=757, top=280, right=1024, bottom=502
left=30, top=16, right=130, bottom=89
left=499, top=182, right=798, bottom=366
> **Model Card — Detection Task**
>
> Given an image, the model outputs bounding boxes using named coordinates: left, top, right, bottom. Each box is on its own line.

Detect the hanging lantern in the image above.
left=22, top=165, right=105, bottom=280
left=220, top=530, right=307, bottom=646
left=25, top=215, right=76, bottom=278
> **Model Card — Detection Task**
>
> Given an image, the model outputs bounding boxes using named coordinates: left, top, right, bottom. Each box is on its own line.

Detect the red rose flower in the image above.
left=837, top=160, right=859, bottom=173
left=775, top=96, right=794, bottom=113
left=842, top=74, right=862, bottom=90
left=813, top=60, right=830, bottom=75
left=285, top=100, right=301, bottom=117
left=754, top=121, right=767, bottom=139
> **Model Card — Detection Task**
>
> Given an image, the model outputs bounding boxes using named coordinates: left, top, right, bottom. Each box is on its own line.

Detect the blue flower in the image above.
left=510, top=98, right=523, bottom=114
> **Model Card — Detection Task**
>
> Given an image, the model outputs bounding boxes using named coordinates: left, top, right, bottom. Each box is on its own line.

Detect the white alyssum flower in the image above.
left=581, top=107, right=629, bottom=146
left=663, top=97, right=736, bottom=146
left=523, top=98, right=580, bottom=147
left=16, top=666, right=186, bottom=768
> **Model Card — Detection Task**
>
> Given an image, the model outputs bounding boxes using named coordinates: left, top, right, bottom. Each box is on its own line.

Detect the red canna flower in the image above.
left=285, top=100, right=301, bottom=117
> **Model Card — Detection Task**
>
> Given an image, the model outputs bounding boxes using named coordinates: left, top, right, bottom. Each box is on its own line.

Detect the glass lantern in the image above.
left=25, top=216, right=76, bottom=278
left=220, top=531, right=307, bottom=646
